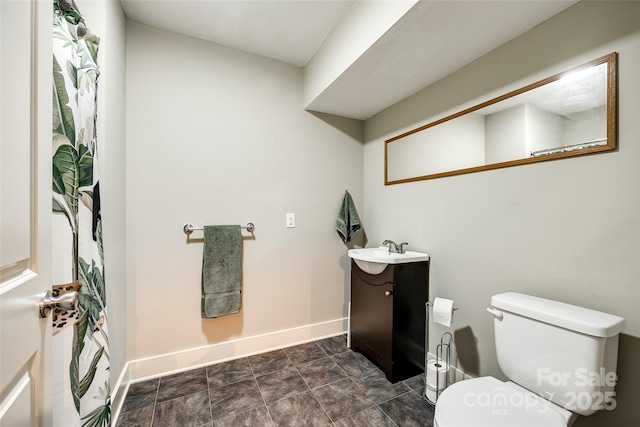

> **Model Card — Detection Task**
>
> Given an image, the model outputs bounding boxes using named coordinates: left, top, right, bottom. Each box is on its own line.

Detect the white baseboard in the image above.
left=111, top=317, right=347, bottom=423
left=110, top=362, right=130, bottom=424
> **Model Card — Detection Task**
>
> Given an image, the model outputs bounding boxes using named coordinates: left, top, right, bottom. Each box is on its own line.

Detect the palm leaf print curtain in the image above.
left=53, top=1, right=110, bottom=425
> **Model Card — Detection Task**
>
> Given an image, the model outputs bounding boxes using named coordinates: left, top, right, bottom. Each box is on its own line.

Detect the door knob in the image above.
left=385, top=290, right=393, bottom=296
left=39, top=290, right=78, bottom=318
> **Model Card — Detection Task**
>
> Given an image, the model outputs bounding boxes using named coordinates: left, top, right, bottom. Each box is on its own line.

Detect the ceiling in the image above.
left=119, top=0, right=354, bottom=67
left=120, top=0, right=579, bottom=120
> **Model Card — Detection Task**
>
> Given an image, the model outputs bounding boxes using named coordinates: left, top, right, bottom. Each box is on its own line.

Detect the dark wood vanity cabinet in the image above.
left=350, top=259, right=429, bottom=383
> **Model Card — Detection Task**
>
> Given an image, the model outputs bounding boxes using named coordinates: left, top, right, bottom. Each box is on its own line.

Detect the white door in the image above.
left=1, top=0, right=53, bottom=426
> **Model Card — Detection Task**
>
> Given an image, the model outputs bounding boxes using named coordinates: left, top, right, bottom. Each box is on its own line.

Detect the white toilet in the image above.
left=434, top=292, right=625, bottom=427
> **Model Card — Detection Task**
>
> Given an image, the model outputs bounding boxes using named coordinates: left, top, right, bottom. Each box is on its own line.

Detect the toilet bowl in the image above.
left=434, top=377, right=576, bottom=427
left=432, top=292, right=624, bottom=427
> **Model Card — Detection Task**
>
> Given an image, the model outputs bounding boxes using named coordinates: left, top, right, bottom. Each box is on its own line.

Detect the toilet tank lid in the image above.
left=491, top=292, right=625, bottom=337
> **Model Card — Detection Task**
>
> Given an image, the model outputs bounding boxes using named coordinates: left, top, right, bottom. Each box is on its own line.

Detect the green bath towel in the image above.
left=336, top=191, right=361, bottom=243
left=201, top=225, right=242, bottom=318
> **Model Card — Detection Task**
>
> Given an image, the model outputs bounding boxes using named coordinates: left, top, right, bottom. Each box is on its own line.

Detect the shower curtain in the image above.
left=53, top=1, right=110, bottom=425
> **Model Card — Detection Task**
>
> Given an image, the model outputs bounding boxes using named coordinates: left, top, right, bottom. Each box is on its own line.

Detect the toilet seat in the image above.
left=434, top=377, right=568, bottom=427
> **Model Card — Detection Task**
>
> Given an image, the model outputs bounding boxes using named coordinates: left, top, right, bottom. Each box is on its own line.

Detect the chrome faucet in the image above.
left=382, top=240, right=398, bottom=253
left=383, top=240, right=409, bottom=254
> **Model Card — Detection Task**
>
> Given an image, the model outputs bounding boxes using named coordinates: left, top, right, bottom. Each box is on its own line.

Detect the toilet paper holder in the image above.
left=424, top=300, right=458, bottom=405
left=425, top=332, right=452, bottom=405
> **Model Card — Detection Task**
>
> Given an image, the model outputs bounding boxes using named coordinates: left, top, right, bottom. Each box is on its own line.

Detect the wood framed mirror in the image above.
left=385, top=52, right=617, bottom=185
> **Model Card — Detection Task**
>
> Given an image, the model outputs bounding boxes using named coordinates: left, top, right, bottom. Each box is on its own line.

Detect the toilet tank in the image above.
left=489, top=292, right=625, bottom=416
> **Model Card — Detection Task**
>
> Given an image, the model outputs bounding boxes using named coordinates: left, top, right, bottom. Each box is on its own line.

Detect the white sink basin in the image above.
left=348, top=247, right=429, bottom=275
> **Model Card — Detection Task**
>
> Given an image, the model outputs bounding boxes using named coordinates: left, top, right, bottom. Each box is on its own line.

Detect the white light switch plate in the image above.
left=286, top=213, right=296, bottom=228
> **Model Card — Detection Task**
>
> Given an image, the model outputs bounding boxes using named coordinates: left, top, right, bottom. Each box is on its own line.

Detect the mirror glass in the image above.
left=385, top=53, right=617, bottom=184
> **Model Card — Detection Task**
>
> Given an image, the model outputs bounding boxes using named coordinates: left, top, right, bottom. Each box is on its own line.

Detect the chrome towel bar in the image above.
left=183, top=222, right=255, bottom=235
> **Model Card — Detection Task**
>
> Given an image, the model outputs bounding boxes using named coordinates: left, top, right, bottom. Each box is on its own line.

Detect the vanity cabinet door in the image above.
left=350, top=273, right=394, bottom=365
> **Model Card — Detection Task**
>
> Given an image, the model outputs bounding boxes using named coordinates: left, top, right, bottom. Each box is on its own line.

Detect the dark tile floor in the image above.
left=116, top=335, right=435, bottom=427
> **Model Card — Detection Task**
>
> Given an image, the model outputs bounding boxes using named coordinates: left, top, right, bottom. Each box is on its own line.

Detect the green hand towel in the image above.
left=201, top=225, right=242, bottom=318
left=336, top=191, right=361, bottom=243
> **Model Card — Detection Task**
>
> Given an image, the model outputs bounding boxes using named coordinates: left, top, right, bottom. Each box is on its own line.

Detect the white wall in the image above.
left=126, top=22, right=363, bottom=374
left=526, top=103, right=564, bottom=154
left=484, top=104, right=527, bottom=163
left=364, top=2, right=639, bottom=424
left=388, top=114, right=485, bottom=182
left=563, top=105, right=607, bottom=146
